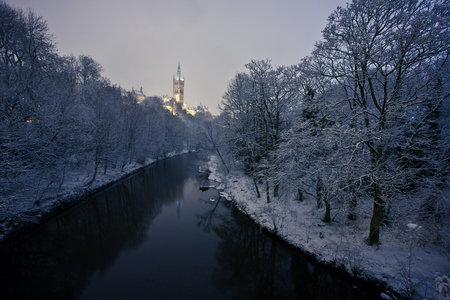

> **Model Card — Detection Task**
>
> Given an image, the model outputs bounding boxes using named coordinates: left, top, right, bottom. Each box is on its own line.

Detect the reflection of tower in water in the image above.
left=171, top=177, right=185, bottom=218
left=175, top=198, right=184, bottom=218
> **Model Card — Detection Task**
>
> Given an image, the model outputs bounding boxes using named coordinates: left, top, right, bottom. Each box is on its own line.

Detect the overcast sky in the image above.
left=10, top=0, right=349, bottom=115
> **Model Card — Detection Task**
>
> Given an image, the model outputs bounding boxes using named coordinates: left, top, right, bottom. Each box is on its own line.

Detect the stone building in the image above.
left=173, top=62, right=184, bottom=105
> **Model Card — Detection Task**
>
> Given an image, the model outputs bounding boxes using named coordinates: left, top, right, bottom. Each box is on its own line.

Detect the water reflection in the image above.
left=199, top=199, right=383, bottom=300
left=0, top=155, right=193, bottom=300
left=0, top=153, right=384, bottom=300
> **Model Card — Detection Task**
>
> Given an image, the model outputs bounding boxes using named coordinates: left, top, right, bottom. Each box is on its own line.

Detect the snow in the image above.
left=435, top=274, right=450, bottom=300
left=0, top=152, right=190, bottom=243
left=380, top=292, right=392, bottom=300
left=407, top=224, right=421, bottom=231
left=219, top=191, right=232, bottom=201
left=2, top=151, right=448, bottom=298
left=207, top=155, right=450, bottom=299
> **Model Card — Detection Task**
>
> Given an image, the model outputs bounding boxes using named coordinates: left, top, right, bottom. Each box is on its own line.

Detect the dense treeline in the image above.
left=218, top=0, right=450, bottom=246
left=0, top=2, right=208, bottom=211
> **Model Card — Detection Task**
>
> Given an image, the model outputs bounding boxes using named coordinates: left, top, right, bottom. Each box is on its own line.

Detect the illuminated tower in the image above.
left=173, top=62, right=184, bottom=104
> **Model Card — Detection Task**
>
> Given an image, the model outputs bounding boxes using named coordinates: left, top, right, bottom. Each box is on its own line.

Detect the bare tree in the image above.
left=309, top=0, right=450, bottom=244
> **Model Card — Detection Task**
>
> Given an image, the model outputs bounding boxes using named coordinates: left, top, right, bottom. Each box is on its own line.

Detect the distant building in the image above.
left=173, top=62, right=184, bottom=105
left=162, top=95, right=175, bottom=114
left=160, top=63, right=209, bottom=117
left=132, top=87, right=146, bottom=104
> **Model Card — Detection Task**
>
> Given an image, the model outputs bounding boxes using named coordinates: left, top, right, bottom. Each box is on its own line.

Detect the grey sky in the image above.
left=10, top=0, right=349, bottom=115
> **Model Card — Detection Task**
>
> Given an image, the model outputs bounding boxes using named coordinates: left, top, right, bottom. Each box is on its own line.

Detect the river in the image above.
left=0, top=153, right=385, bottom=299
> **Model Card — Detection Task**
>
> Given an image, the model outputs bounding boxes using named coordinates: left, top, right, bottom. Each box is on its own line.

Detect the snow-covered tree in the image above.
left=277, top=0, right=450, bottom=245
left=1, top=1, right=206, bottom=211
left=220, top=61, right=300, bottom=202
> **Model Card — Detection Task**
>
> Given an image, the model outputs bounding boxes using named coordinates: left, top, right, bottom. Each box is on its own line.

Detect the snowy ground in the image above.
left=207, top=155, right=450, bottom=300
left=2, top=152, right=448, bottom=299
left=0, top=151, right=189, bottom=243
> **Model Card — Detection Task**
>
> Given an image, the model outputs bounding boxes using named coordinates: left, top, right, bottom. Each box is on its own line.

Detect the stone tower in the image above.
left=173, top=62, right=184, bottom=104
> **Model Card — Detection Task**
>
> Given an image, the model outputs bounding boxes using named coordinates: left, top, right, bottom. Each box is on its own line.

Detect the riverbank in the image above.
left=0, top=151, right=190, bottom=244
left=206, top=155, right=450, bottom=300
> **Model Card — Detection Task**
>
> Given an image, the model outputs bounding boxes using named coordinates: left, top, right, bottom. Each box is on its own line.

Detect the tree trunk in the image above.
left=274, top=183, right=279, bottom=198
left=215, top=148, right=229, bottom=173
left=296, top=188, right=303, bottom=202
left=104, top=158, right=108, bottom=175
left=253, top=177, right=261, bottom=198
left=58, top=165, right=66, bottom=192
left=88, top=160, right=99, bottom=185
left=368, top=184, right=384, bottom=245
left=324, top=199, right=331, bottom=223
left=88, top=146, right=100, bottom=185
left=348, top=182, right=357, bottom=221
left=316, top=177, right=323, bottom=208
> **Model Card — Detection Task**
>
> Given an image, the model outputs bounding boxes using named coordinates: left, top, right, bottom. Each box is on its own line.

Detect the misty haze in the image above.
left=1, top=0, right=449, bottom=299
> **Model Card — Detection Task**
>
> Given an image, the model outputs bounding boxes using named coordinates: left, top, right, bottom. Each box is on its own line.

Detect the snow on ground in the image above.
left=207, top=155, right=450, bottom=299
left=0, top=150, right=190, bottom=243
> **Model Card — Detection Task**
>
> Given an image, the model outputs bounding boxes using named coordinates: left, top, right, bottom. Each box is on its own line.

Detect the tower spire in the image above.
left=176, top=62, right=183, bottom=81
left=173, top=62, right=185, bottom=105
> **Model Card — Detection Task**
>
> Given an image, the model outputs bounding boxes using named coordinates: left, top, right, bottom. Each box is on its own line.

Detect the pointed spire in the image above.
left=175, top=62, right=184, bottom=81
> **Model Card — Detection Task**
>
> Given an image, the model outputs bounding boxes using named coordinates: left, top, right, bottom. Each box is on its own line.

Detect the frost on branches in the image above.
left=216, top=0, right=450, bottom=298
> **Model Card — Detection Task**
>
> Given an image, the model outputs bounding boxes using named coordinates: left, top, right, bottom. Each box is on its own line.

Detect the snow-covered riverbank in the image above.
left=0, top=151, right=190, bottom=244
left=207, top=155, right=450, bottom=300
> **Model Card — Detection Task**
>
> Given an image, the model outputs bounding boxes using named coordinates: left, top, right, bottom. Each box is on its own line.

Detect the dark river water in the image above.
left=0, top=153, right=386, bottom=300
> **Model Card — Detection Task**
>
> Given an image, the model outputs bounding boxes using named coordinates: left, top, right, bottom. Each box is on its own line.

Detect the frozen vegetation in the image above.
left=0, top=1, right=212, bottom=242
left=205, top=0, right=450, bottom=299
left=208, top=155, right=449, bottom=299
left=1, top=0, right=450, bottom=299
